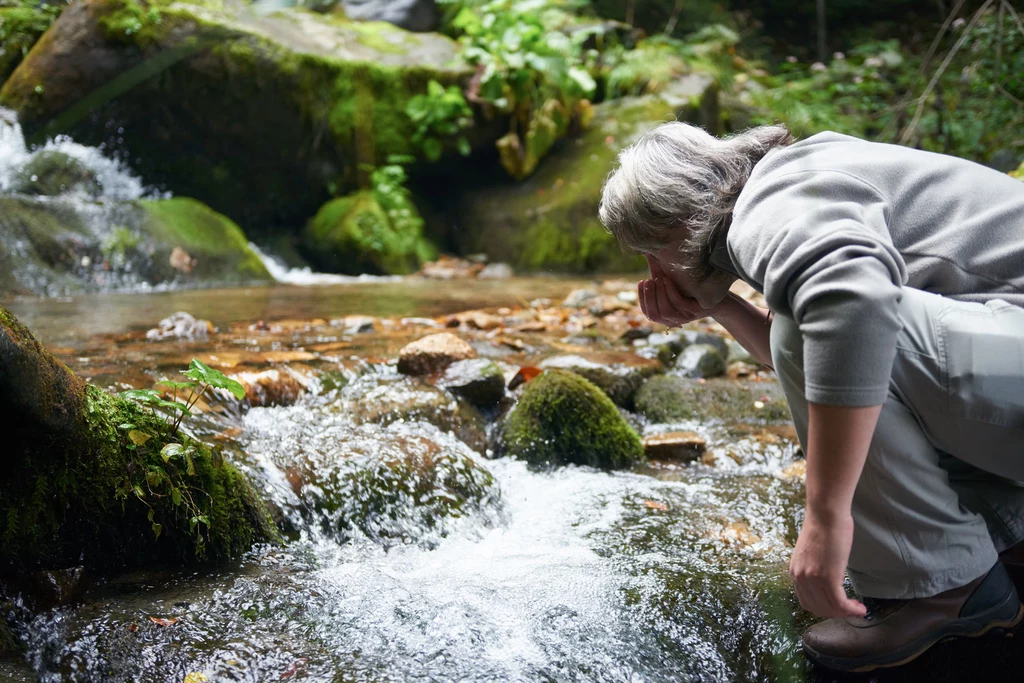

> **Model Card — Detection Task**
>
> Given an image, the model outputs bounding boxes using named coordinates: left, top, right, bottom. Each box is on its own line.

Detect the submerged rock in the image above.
left=498, top=369, right=644, bottom=469
left=0, top=306, right=278, bottom=571
left=13, top=150, right=100, bottom=197
left=643, top=431, right=707, bottom=464
left=397, top=332, right=476, bottom=375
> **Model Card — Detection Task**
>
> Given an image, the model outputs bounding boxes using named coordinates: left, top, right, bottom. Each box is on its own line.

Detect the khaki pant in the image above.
left=771, top=287, right=1024, bottom=600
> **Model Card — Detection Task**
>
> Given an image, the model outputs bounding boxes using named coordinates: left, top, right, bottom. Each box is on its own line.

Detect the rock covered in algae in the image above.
left=538, top=352, right=663, bottom=408
left=437, top=358, right=506, bottom=409
left=498, top=369, right=644, bottom=469
left=0, top=305, right=278, bottom=571
left=635, top=375, right=791, bottom=424
left=12, top=150, right=100, bottom=197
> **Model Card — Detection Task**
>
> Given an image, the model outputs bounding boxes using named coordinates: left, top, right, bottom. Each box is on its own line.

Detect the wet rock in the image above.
left=168, top=246, right=195, bottom=273
left=145, top=312, right=214, bottom=341
left=13, top=150, right=99, bottom=197
left=725, top=338, right=756, bottom=365
left=478, top=262, right=513, bottom=279
left=562, top=288, right=600, bottom=308
left=397, top=332, right=477, bottom=375
left=539, top=352, right=663, bottom=407
left=234, top=369, right=307, bottom=408
left=437, top=359, right=506, bottom=409
left=418, top=255, right=484, bottom=280
left=341, top=0, right=438, bottom=32
left=643, top=431, right=707, bottom=464
left=339, top=315, right=375, bottom=334
left=340, top=375, right=486, bottom=451
left=31, top=567, right=87, bottom=608
left=450, top=310, right=503, bottom=331
left=587, top=295, right=633, bottom=317
left=498, top=369, right=644, bottom=469
left=778, top=459, right=807, bottom=481
left=635, top=375, right=791, bottom=424
left=673, top=343, right=726, bottom=379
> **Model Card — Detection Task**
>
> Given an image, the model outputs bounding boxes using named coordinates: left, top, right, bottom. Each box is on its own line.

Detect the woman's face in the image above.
left=646, top=242, right=735, bottom=310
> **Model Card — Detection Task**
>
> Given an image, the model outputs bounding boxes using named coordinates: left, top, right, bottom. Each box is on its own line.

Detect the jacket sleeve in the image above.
left=729, top=170, right=908, bottom=406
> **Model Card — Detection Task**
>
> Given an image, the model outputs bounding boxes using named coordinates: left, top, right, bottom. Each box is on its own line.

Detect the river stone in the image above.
left=31, top=567, right=87, bottom=608
left=13, top=150, right=100, bottom=197
left=498, top=369, right=644, bottom=469
left=342, top=0, right=437, bottom=32
left=0, top=0, right=478, bottom=229
left=145, top=311, right=214, bottom=340
left=451, top=74, right=718, bottom=273
left=477, top=262, right=513, bottom=279
left=339, top=314, right=375, bottom=334
left=437, top=358, right=506, bottom=409
left=562, top=288, right=600, bottom=308
left=643, top=431, right=706, bottom=464
left=673, top=343, right=726, bottom=379
left=233, top=368, right=306, bottom=407
left=339, top=375, right=486, bottom=451
left=539, top=352, right=663, bottom=407
left=398, top=332, right=477, bottom=375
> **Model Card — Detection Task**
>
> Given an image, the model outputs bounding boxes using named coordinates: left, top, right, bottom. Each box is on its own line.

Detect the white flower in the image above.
left=811, top=62, right=827, bottom=72
left=853, top=75, right=864, bottom=84
left=952, top=17, right=966, bottom=29
left=833, top=51, right=846, bottom=60
left=864, top=56, right=884, bottom=68
left=786, top=55, right=798, bottom=63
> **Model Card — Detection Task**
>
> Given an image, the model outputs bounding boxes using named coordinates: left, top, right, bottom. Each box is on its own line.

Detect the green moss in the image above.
left=0, top=196, right=88, bottom=291
left=137, top=197, right=271, bottom=280
left=0, top=306, right=279, bottom=571
left=635, top=375, right=791, bottom=424
left=1011, top=161, right=1024, bottom=181
left=302, top=190, right=436, bottom=275
left=500, top=369, right=644, bottom=469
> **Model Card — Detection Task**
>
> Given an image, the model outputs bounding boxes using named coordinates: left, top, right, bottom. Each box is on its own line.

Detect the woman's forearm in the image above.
left=805, top=402, right=882, bottom=518
left=710, top=292, right=774, bottom=368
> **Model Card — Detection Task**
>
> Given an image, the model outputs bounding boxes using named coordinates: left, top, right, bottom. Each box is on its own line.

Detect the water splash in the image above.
left=249, top=243, right=402, bottom=285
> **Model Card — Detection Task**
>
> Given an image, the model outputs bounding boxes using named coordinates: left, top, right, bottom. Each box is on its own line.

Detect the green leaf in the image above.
left=121, top=389, right=161, bottom=405
left=128, top=430, right=152, bottom=446
left=423, top=137, right=444, bottom=161
left=161, top=443, right=184, bottom=462
left=427, top=79, right=445, bottom=97
left=183, top=358, right=246, bottom=399
left=171, top=489, right=182, bottom=507
left=456, top=136, right=472, bottom=156
left=147, top=508, right=155, bottom=522
left=568, top=66, right=597, bottom=96
left=151, top=522, right=162, bottom=540
left=157, top=379, right=196, bottom=391
left=133, top=484, right=146, bottom=500
left=118, top=423, right=136, bottom=430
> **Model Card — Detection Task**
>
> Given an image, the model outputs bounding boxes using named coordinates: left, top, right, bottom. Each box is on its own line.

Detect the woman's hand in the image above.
left=638, top=257, right=708, bottom=327
left=790, top=508, right=867, bottom=619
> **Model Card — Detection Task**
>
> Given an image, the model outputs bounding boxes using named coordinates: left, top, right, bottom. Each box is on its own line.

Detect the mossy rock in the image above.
left=302, top=190, right=436, bottom=275
left=0, top=1, right=62, bottom=84
left=0, top=0, right=478, bottom=230
left=12, top=149, right=100, bottom=196
left=0, top=194, right=271, bottom=295
left=449, top=74, right=718, bottom=273
left=635, top=375, right=791, bottom=424
left=1011, top=160, right=1024, bottom=181
left=672, top=343, right=726, bottom=379
left=0, top=306, right=279, bottom=571
left=499, top=369, right=644, bottom=469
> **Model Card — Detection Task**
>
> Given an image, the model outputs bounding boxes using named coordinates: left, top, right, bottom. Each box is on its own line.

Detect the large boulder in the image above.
left=0, top=194, right=272, bottom=295
left=498, top=369, right=644, bottom=469
left=0, top=306, right=279, bottom=571
left=0, top=0, right=62, bottom=84
left=448, top=73, right=718, bottom=273
left=0, top=0, right=477, bottom=229
left=538, top=351, right=663, bottom=408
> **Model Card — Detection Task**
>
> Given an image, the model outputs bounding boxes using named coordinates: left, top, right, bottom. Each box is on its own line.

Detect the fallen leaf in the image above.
left=127, top=430, right=152, bottom=446
left=183, top=674, right=208, bottom=683
left=280, top=657, right=310, bottom=679
left=149, top=616, right=178, bottom=627
left=128, top=623, right=139, bottom=632
left=518, top=366, right=542, bottom=382
left=644, top=500, right=669, bottom=511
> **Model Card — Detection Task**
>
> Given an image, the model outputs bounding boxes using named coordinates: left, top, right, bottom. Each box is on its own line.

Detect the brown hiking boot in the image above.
left=801, top=563, right=1024, bottom=673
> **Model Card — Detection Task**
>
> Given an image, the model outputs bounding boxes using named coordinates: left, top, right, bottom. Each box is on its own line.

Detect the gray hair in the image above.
left=598, top=122, right=792, bottom=278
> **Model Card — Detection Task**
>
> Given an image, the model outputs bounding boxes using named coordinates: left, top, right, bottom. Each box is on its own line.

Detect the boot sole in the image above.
left=804, top=599, right=1024, bottom=673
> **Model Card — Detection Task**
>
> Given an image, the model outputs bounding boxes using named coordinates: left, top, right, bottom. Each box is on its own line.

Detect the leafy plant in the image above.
left=117, top=359, right=244, bottom=550
left=122, top=358, right=245, bottom=436
left=406, top=80, right=474, bottom=161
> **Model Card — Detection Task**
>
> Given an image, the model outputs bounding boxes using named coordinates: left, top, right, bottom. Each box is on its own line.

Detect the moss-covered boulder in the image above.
left=499, top=369, right=644, bottom=469
left=0, top=306, right=279, bottom=572
left=0, top=0, right=62, bottom=84
left=0, top=194, right=272, bottom=295
left=302, top=189, right=436, bottom=274
left=449, top=73, right=717, bottom=273
left=635, top=375, right=791, bottom=424
left=0, top=0, right=480, bottom=229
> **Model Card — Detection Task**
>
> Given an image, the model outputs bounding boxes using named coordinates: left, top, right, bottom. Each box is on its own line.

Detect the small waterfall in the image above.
left=248, top=242, right=403, bottom=285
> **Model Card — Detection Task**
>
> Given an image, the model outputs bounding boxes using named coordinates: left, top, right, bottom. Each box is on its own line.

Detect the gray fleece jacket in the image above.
left=709, top=132, right=1024, bottom=407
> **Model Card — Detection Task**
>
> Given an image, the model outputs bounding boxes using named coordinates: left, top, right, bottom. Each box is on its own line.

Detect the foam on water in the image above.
left=250, top=243, right=403, bottom=285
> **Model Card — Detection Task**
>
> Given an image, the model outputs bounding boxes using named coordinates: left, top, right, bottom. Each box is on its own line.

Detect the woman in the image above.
left=599, top=122, right=1024, bottom=672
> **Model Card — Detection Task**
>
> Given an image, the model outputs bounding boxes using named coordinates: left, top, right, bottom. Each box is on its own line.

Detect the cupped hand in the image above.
left=789, top=509, right=867, bottom=619
left=638, top=257, right=706, bottom=327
